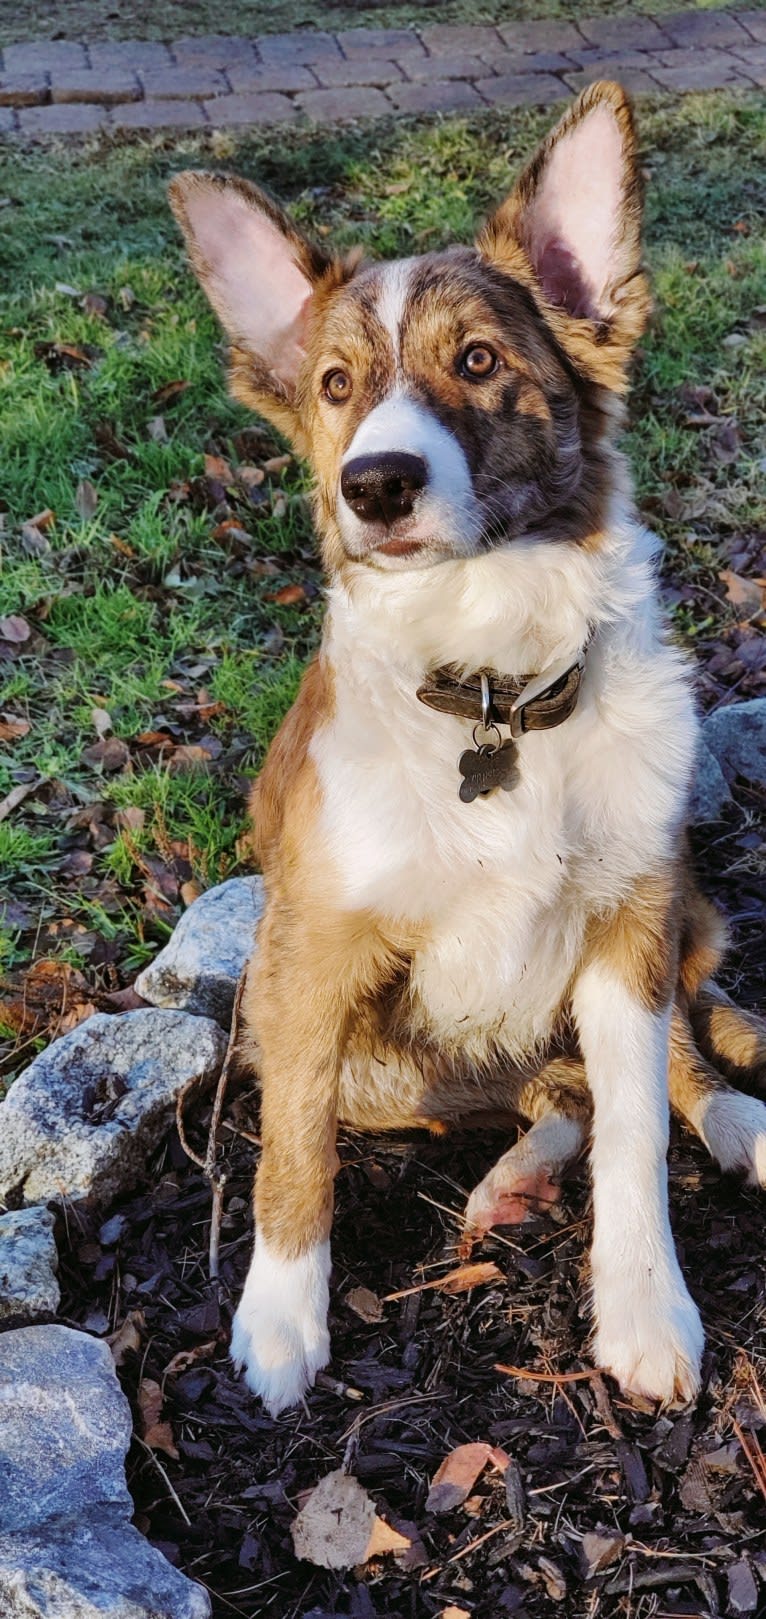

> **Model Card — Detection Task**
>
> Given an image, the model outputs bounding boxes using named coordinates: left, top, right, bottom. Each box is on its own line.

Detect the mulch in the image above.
left=54, top=793, right=766, bottom=1619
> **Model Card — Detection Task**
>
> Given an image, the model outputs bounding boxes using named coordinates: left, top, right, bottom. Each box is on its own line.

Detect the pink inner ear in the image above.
left=525, top=105, right=624, bottom=320
left=182, top=184, right=313, bottom=388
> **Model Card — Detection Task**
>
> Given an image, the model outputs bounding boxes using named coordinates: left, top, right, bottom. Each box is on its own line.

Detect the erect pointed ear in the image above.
left=477, top=82, right=650, bottom=385
left=169, top=171, right=331, bottom=432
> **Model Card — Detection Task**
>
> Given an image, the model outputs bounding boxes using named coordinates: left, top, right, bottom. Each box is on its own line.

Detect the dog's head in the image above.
left=170, top=82, right=649, bottom=578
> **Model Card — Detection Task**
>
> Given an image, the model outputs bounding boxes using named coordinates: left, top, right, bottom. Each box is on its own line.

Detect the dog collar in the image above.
left=416, top=644, right=589, bottom=803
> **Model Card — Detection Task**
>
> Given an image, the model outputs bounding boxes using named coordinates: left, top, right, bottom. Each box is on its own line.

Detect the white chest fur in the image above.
left=311, top=520, right=698, bottom=1058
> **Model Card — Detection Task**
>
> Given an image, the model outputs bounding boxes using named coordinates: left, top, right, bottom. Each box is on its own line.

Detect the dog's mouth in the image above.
left=375, top=535, right=426, bottom=558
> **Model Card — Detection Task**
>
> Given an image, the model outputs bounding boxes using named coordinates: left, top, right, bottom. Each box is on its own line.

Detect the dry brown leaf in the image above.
left=26, top=508, right=55, bottom=531
left=441, top=1608, right=472, bottom=1618
left=91, top=707, right=112, bottom=738
left=384, top=1260, right=502, bottom=1302
left=138, top=1377, right=178, bottom=1459
left=345, top=1285, right=384, bottom=1324
left=718, top=569, right=764, bottom=614
left=291, top=1470, right=375, bottom=1569
left=426, top=1441, right=509, bottom=1514
left=264, top=583, right=309, bottom=606
left=291, top=1470, right=415, bottom=1571
left=365, top=1517, right=413, bottom=1558
left=0, top=614, right=31, bottom=643
left=152, top=378, right=189, bottom=407
left=75, top=478, right=98, bottom=520
left=108, top=1310, right=145, bottom=1368
left=163, top=1340, right=217, bottom=1378
left=263, top=453, right=292, bottom=474
left=204, top=453, right=233, bottom=482
left=0, top=713, right=30, bottom=741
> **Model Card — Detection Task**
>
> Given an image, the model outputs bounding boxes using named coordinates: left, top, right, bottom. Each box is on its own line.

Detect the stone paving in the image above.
left=0, top=9, right=765, bottom=136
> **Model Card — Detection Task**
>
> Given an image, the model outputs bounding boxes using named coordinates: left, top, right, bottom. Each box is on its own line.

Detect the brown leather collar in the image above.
left=416, top=648, right=587, bottom=740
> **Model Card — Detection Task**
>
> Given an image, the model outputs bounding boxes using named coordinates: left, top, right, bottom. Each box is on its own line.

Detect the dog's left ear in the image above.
left=478, top=81, right=650, bottom=386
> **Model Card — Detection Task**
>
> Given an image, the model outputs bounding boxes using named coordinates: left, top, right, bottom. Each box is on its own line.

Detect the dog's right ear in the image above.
left=169, top=171, right=330, bottom=437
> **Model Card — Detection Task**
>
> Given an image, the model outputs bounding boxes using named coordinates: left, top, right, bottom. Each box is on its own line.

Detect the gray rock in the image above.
left=0, top=1326, right=132, bottom=1531
left=0, top=1521, right=210, bottom=1619
left=0, top=1325, right=210, bottom=1618
left=689, top=741, right=732, bottom=822
left=136, top=875, right=264, bottom=1024
left=702, top=698, right=766, bottom=788
left=0, top=1010, right=226, bottom=1208
left=0, top=1208, right=60, bottom=1323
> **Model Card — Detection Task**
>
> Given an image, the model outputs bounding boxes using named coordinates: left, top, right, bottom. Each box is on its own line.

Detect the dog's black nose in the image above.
left=340, top=452, right=428, bottom=526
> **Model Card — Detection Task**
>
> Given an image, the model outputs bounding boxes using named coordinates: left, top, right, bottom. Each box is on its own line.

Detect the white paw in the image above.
left=593, top=1263, right=704, bottom=1407
left=230, top=1234, right=331, bottom=1416
left=698, top=1090, right=766, bottom=1188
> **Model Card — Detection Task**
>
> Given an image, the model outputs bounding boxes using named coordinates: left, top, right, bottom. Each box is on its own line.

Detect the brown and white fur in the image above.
left=170, top=82, right=766, bottom=1417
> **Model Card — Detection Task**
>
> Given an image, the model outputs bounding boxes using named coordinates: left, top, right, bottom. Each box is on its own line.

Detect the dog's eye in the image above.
left=460, top=344, right=499, bottom=380
left=324, top=368, right=353, bottom=403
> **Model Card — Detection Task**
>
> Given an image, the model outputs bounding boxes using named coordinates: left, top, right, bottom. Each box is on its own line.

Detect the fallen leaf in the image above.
left=75, top=478, right=98, bottom=520
left=180, top=879, right=203, bottom=906
left=108, top=1310, right=145, bottom=1368
left=82, top=735, right=130, bottom=772
left=718, top=570, right=763, bottom=614
left=81, top=291, right=109, bottom=318
left=264, top=583, right=309, bottom=606
left=34, top=339, right=98, bottom=371
left=91, top=706, right=112, bottom=738
left=263, top=453, right=292, bottom=474
left=237, top=464, right=265, bottom=489
left=0, top=614, right=31, bottom=643
left=0, top=777, right=40, bottom=822
left=581, top=1530, right=624, bottom=1578
left=0, top=713, right=30, bottom=741
left=163, top=1340, right=218, bottom=1378
left=384, top=1260, right=502, bottom=1301
left=168, top=743, right=212, bottom=773
left=291, top=1470, right=413, bottom=1571
left=25, top=508, right=55, bottom=531
left=204, top=453, right=233, bottom=482
left=20, top=523, right=51, bottom=557
left=441, top=1608, right=471, bottom=1619
left=152, top=378, right=189, bottom=407
left=345, top=1285, right=384, bottom=1324
left=147, top=415, right=168, bottom=442
left=426, top=1442, right=510, bottom=1514
left=138, top=1377, right=178, bottom=1459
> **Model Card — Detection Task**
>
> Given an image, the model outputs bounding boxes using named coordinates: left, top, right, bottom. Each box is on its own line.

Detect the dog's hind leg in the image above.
left=669, top=1004, right=766, bottom=1187
left=463, top=1061, right=589, bottom=1243
left=690, top=984, right=766, bottom=1091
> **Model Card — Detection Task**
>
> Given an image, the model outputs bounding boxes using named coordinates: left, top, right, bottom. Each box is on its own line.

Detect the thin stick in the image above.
left=134, top=1435, right=191, bottom=1525
left=733, top=1418, right=766, bottom=1503
left=495, top=1361, right=597, bottom=1384
left=207, top=973, right=247, bottom=1281
left=174, top=970, right=248, bottom=1282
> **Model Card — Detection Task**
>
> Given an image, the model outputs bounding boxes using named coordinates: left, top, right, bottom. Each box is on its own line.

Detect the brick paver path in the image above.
left=1, top=9, right=765, bottom=136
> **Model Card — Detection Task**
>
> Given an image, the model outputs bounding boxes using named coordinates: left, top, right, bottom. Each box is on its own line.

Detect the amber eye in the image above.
left=460, top=344, right=499, bottom=380
left=323, top=368, right=352, bottom=403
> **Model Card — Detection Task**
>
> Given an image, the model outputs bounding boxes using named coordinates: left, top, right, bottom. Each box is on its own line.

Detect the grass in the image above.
left=0, top=90, right=765, bottom=1031
left=1, top=0, right=757, bottom=49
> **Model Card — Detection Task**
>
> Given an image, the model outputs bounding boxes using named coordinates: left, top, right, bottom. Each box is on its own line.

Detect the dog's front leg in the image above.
left=573, top=883, right=703, bottom=1405
left=231, top=906, right=351, bottom=1416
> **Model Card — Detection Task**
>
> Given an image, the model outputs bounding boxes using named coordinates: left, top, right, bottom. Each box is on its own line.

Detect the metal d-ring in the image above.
left=472, top=673, right=501, bottom=752
left=480, top=671, right=492, bottom=732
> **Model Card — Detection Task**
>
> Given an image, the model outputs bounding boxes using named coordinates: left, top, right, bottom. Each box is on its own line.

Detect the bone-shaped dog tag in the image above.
left=458, top=739, right=519, bottom=802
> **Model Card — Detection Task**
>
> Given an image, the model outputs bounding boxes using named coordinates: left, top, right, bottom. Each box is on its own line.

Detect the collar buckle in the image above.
left=509, top=651, right=587, bottom=740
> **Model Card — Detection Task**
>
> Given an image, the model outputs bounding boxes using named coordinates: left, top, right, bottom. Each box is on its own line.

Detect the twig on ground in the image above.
left=174, top=970, right=248, bottom=1284
left=495, top=1362, right=598, bottom=1385
left=134, top=1434, right=191, bottom=1525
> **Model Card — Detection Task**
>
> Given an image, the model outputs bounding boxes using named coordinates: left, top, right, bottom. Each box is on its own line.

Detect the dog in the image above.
left=170, top=81, right=766, bottom=1417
